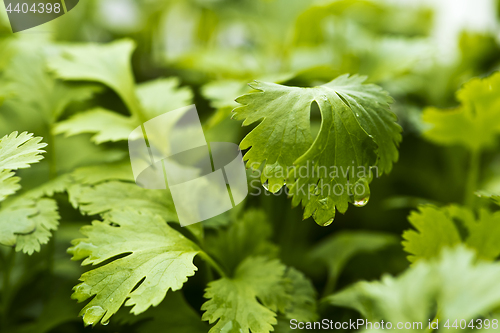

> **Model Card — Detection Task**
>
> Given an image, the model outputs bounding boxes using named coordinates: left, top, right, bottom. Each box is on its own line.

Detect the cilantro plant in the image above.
left=1, top=1, right=500, bottom=333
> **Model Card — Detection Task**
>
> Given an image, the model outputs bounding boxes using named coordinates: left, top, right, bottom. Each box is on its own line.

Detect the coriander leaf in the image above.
left=233, top=74, right=401, bottom=224
left=402, top=205, right=464, bottom=263
left=53, top=108, right=137, bottom=143
left=53, top=78, right=193, bottom=143
left=423, top=72, right=500, bottom=151
left=202, top=257, right=288, bottom=333
left=2, top=41, right=100, bottom=123
left=137, top=77, right=193, bottom=119
left=48, top=40, right=141, bottom=118
left=14, top=198, right=60, bottom=255
left=0, top=201, right=36, bottom=246
left=326, top=246, right=500, bottom=325
left=0, top=169, right=20, bottom=202
left=114, top=291, right=209, bottom=333
left=71, top=162, right=134, bottom=185
left=281, top=268, right=318, bottom=322
left=68, top=181, right=178, bottom=222
left=69, top=209, right=200, bottom=326
left=0, top=131, right=47, bottom=170
left=326, top=256, right=435, bottom=324
left=310, top=231, right=397, bottom=290
left=403, top=205, right=500, bottom=262
left=206, top=209, right=278, bottom=273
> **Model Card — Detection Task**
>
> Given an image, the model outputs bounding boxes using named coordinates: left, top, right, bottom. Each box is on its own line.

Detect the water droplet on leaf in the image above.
left=317, top=218, right=334, bottom=227
left=354, top=197, right=369, bottom=207
left=262, top=181, right=269, bottom=191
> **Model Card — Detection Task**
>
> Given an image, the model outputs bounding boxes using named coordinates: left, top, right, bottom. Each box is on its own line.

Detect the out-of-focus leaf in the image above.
left=403, top=205, right=500, bottom=263
left=48, top=40, right=141, bottom=117
left=54, top=108, right=136, bottom=143
left=423, top=72, right=500, bottom=151
left=326, top=246, right=500, bottom=326
left=310, top=231, right=398, bottom=289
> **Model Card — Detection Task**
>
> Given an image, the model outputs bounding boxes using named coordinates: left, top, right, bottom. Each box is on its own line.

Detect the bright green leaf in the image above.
left=0, top=169, right=20, bottom=202
left=422, top=72, right=500, bottom=151
left=403, top=205, right=500, bottom=263
left=0, top=131, right=47, bottom=170
left=69, top=209, right=200, bottom=326
left=233, top=74, right=401, bottom=224
left=202, top=257, right=288, bottom=333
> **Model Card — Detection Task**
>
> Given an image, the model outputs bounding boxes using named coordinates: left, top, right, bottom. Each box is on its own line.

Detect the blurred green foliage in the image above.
left=1, top=0, right=500, bottom=332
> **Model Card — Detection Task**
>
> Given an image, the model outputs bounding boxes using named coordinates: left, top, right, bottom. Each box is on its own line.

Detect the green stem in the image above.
left=198, top=252, right=227, bottom=278
left=465, top=149, right=481, bottom=207
left=1, top=248, right=15, bottom=329
left=322, top=270, right=338, bottom=298
left=47, top=123, right=57, bottom=180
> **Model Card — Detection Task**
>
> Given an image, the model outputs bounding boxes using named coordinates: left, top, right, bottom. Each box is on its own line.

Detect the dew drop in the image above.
left=354, top=197, right=370, bottom=207
left=317, top=218, right=334, bottom=227
left=319, top=198, right=329, bottom=206
left=83, top=306, right=105, bottom=326
left=262, top=181, right=269, bottom=191
left=102, top=319, right=110, bottom=326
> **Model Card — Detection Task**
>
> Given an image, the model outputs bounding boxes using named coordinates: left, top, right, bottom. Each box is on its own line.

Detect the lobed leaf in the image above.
left=403, top=205, right=500, bottom=263
left=202, top=257, right=288, bottom=333
left=233, top=74, right=401, bottom=224
left=326, top=246, right=500, bottom=326
left=423, top=72, right=500, bottom=151
left=69, top=209, right=200, bottom=326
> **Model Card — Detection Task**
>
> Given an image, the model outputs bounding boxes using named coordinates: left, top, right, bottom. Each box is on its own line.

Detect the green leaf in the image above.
left=137, top=77, right=193, bottom=120
left=326, top=246, right=500, bottom=325
left=422, top=72, right=500, bottom=151
left=2, top=41, right=99, bottom=123
left=68, top=181, right=178, bottom=222
left=14, top=198, right=60, bottom=255
left=310, top=231, right=398, bottom=290
left=281, top=268, right=318, bottom=322
left=0, top=200, right=36, bottom=246
left=206, top=209, right=278, bottom=273
left=53, top=78, right=193, bottom=143
left=0, top=131, right=47, bottom=170
left=403, top=205, right=500, bottom=263
left=48, top=40, right=141, bottom=118
left=202, top=257, right=288, bottom=333
left=114, top=291, right=209, bottom=333
left=0, top=169, right=20, bottom=202
left=53, top=108, right=137, bottom=143
left=69, top=209, right=200, bottom=326
left=233, top=74, right=401, bottom=224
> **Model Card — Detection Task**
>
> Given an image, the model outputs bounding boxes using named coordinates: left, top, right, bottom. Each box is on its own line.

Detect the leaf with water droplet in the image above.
left=352, top=178, right=371, bottom=207
left=234, top=74, right=400, bottom=224
left=69, top=209, right=200, bottom=326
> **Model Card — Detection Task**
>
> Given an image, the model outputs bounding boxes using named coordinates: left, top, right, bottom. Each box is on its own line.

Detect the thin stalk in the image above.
left=465, top=149, right=481, bottom=207
left=47, top=123, right=57, bottom=180
left=198, top=252, right=227, bottom=278
left=322, top=269, right=338, bottom=298
left=1, top=248, right=15, bottom=329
